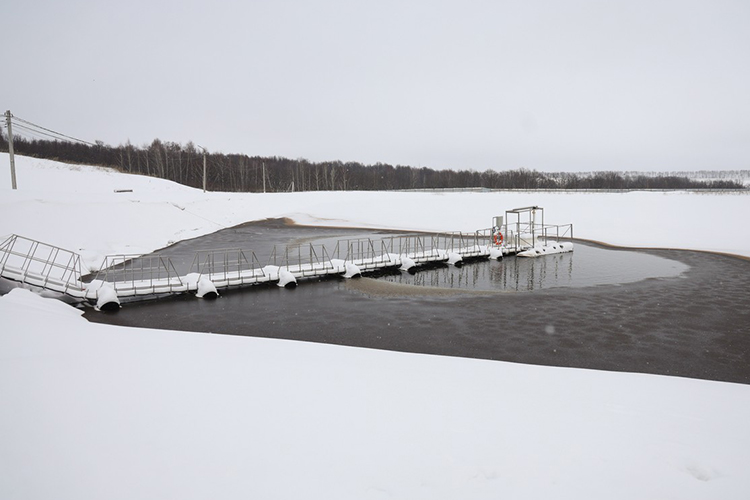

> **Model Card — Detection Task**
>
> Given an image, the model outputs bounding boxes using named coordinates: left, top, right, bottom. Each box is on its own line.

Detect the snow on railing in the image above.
left=434, top=231, right=492, bottom=257
left=0, top=234, right=84, bottom=296
left=331, top=238, right=396, bottom=270
left=383, top=233, right=447, bottom=262
left=91, top=254, right=184, bottom=296
left=3, top=220, right=561, bottom=304
left=189, top=248, right=268, bottom=286
left=266, top=243, right=340, bottom=277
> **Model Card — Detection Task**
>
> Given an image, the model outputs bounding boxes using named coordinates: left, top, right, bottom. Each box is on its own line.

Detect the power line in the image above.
left=10, top=122, right=70, bottom=142
left=11, top=115, right=97, bottom=146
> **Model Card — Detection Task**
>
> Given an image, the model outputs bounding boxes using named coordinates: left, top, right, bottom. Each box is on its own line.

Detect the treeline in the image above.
left=0, top=132, right=744, bottom=191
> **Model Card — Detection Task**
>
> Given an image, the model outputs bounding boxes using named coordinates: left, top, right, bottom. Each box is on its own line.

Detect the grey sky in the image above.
left=5, top=0, right=749, bottom=171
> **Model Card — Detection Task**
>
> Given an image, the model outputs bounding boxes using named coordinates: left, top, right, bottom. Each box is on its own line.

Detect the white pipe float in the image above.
left=398, top=255, right=416, bottom=272
left=488, top=247, right=504, bottom=260
left=277, top=268, right=297, bottom=288
left=94, top=282, right=120, bottom=311
left=330, top=259, right=362, bottom=279
left=447, top=252, right=463, bottom=266
left=196, top=276, right=219, bottom=299
left=343, top=262, right=362, bottom=279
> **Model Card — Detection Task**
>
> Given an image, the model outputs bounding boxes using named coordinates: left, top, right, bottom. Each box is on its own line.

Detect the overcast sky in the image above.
left=4, top=0, right=749, bottom=172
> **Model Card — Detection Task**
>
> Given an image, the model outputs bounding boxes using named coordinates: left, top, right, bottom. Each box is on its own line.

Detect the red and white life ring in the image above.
left=493, top=230, right=503, bottom=245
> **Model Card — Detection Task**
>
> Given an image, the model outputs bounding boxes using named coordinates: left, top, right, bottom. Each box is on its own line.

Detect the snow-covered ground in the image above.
left=1, top=154, right=749, bottom=271
left=2, top=153, right=750, bottom=499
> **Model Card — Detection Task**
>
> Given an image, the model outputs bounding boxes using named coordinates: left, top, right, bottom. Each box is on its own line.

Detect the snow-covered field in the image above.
left=2, top=153, right=750, bottom=499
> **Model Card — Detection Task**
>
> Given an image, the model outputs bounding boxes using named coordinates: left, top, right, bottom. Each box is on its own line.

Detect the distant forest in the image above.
left=1, top=132, right=745, bottom=191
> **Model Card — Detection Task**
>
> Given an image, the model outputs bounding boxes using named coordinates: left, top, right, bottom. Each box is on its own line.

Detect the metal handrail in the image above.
left=189, top=247, right=265, bottom=281
left=0, top=234, right=83, bottom=294
left=267, top=243, right=336, bottom=276
left=94, top=254, right=183, bottom=293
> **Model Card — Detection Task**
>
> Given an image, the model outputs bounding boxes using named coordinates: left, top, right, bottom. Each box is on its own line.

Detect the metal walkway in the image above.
left=0, top=208, right=574, bottom=309
left=0, top=230, right=499, bottom=309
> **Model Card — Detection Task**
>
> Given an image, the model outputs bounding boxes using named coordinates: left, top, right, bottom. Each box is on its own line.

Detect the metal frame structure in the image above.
left=0, top=234, right=84, bottom=296
left=331, top=238, right=397, bottom=271
left=93, top=254, right=185, bottom=296
left=435, top=231, right=492, bottom=258
left=189, top=248, right=268, bottom=287
left=385, top=234, right=447, bottom=263
left=1, top=210, right=571, bottom=306
left=496, top=206, right=573, bottom=253
left=267, top=243, right=339, bottom=278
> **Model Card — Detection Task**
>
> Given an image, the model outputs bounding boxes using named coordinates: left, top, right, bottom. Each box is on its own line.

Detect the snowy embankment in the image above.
left=2, top=154, right=750, bottom=499
left=1, top=153, right=748, bottom=272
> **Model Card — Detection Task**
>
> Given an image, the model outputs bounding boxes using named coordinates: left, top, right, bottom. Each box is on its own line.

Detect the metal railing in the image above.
left=267, top=243, right=337, bottom=277
left=0, top=234, right=84, bottom=295
left=435, top=231, right=492, bottom=257
left=189, top=248, right=267, bottom=286
left=331, top=237, right=396, bottom=269
left=500, top=223, right=574, bottom=253
left=539, top=223, right=574, bottom=246
left=93, top=254, right=184, bottom=295
left=384, top=234, right=446, bottom=262
left=1, top=217, right=574, bottom=302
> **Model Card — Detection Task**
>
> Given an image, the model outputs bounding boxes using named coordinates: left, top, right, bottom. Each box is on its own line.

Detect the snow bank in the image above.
left=1, top=154, right=748, bottom=273
left=2, top=289, right=750, bottom=499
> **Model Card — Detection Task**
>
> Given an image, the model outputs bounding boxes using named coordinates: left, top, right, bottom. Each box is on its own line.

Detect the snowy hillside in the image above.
left=1, top=154, right=749, bottom=271
left=2, top=153, right=750, bottom=499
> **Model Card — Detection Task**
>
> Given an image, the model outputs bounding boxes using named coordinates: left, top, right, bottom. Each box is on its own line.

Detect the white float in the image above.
left=447, top=252, right=463, bottom=266
left=196, top=276, right=218, bottom=299
left=488, top=247, right=504, bottom=260
left=277, top=268, right=297, bottom=287
left=343, top=262, right=362, bottom=278
left=398, top=255, right=416, bottom=272
left=517, top=242, right=574, bottom=258
left=88, top=281, right=120, bottom=311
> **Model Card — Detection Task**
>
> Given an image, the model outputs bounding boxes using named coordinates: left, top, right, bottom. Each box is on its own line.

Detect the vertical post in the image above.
left=262, top=162, right=266, bottom=193
left=197, top=145, right=207, bottom=193
left=5, top=110, right=17, bottom=190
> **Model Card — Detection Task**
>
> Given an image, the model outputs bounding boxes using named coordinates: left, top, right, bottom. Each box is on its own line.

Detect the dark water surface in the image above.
left=380, top=243, right=688, bottom=291
left=84, top=220, right=750, bottom=384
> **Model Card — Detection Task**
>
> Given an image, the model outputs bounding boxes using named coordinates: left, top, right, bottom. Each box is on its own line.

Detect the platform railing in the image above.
left=267, top=243, right=337, bottom=276
left=189, top=248, right=266, bottom=285
left=93, top=254, right=184, bottom=295
left=500, top=223, right=574, bottom=253
left=540, top=223, right=574, bottom=245
left=0, top=234, right=84, bottom=295
left=436, top=231, right=492, bottom=256
left=331, top=237, right=394, bottom=268
left=385, top=234, right=445, bottom=262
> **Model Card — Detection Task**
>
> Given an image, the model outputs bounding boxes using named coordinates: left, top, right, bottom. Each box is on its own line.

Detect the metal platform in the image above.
left=1, top=208, right=572, bottom=308
left=0, top=230, right=501, bottom=308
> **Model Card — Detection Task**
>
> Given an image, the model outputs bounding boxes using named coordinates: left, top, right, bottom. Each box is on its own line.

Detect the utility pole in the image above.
left=5, top=110, right=17, bottom=190
left=262, top=161, right=266, bottom=193
left=197, top=145, right=207, bottom=193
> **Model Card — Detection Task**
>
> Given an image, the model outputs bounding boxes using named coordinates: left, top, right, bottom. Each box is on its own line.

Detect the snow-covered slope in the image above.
left=2, top=288, right=750, bottom=500
left=2, top=154, right=750, bottom=499
left=1, top=153, right=749, bottom=273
